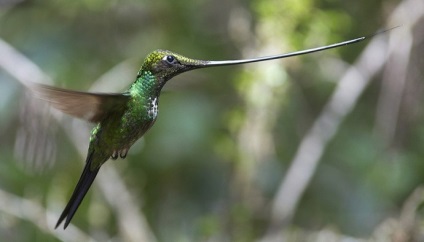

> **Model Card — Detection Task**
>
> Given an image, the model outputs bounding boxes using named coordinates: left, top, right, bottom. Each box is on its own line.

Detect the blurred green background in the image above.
left=0, top=0, right=423, bottom=241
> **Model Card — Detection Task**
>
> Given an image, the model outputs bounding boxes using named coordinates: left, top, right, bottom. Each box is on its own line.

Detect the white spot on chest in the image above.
left=147, top=97, right=158, bottom=119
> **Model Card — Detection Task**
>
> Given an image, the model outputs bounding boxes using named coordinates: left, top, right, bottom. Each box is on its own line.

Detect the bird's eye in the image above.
left=163, top=55, right=176, bottom=64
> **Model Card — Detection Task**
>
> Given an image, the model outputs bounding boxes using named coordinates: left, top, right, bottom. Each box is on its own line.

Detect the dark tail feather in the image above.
left=55, top=152, right=100, bottom=229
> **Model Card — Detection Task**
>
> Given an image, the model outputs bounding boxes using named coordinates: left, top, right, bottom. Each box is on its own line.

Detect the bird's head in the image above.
left=138, top=35, right=369, bottom=87
left=140, top=49, right=207, bottom=84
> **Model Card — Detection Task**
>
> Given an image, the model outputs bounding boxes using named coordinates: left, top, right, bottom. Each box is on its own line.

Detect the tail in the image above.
left=55, top=152, right=100, bottom=229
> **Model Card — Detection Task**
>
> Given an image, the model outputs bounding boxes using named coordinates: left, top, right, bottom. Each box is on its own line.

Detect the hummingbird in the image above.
left=31, top=32, right=386, bottom=229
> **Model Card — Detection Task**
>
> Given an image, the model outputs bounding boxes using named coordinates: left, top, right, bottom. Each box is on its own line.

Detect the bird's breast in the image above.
left=147, top=97, right=158, bottom=120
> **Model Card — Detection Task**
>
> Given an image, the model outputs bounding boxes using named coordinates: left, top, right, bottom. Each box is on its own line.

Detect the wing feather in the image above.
left=30, top=83, right=130, bottom=123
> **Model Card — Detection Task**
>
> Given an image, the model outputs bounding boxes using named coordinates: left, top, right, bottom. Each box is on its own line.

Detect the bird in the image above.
left=30, top=31, right=387, bottom=229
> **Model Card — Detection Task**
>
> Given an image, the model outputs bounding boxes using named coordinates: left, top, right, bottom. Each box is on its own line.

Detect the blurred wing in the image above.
left=30, top=83, right=130, bottom=123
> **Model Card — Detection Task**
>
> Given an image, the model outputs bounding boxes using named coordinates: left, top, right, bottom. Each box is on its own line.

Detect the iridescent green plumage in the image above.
left=31, top=34, right=372, bottom=229
left=34, top=49, right=212, bottom=229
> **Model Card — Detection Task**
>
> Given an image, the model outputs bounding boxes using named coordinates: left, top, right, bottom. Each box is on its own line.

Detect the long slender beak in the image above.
left=201, top=37, right=365, bottom=67
left=194, top=25, right=399, bottom=68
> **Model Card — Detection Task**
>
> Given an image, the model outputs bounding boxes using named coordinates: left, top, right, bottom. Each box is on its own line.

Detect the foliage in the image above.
left=0, top=0, right=423, bottom=241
